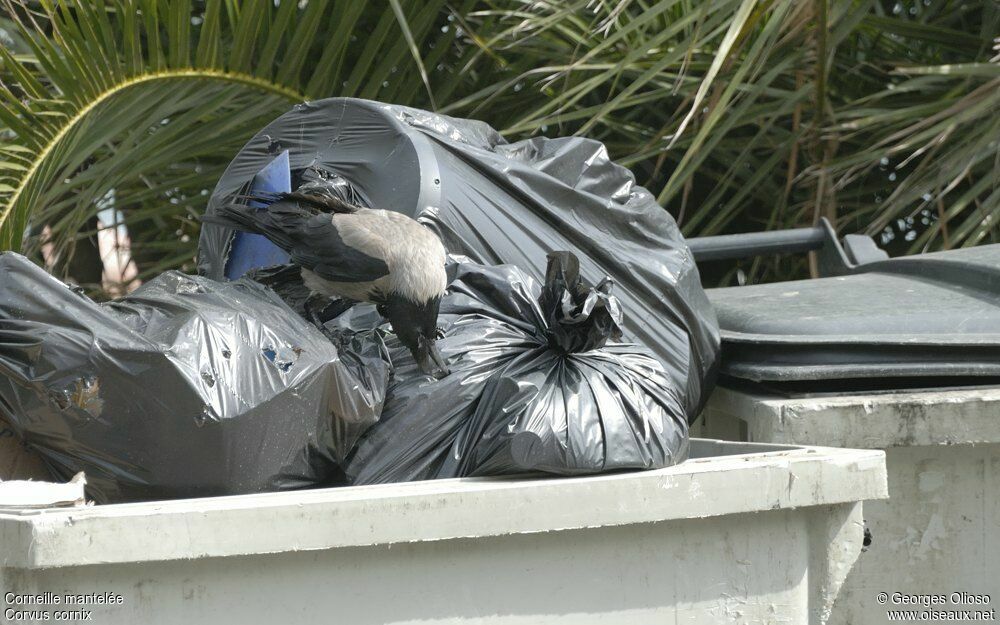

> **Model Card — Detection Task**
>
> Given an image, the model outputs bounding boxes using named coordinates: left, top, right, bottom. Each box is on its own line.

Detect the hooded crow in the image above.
left=208, top=192, right=450, bottom=379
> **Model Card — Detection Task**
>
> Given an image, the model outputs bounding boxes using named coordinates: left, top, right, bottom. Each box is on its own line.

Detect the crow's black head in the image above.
left=380, top=294, right=448, bottom=379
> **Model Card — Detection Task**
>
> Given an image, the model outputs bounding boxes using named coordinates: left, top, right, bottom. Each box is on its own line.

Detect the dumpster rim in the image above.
left=0, top=439, right=886, bottom=570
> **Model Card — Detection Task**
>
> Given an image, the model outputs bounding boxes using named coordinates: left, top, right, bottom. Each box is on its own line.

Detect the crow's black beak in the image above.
left=415, top=335, right=449, bottom=379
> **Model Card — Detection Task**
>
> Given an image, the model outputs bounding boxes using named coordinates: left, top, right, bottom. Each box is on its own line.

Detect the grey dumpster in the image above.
left=702, top=388, right=1000, bottom=624
left=0, top=439, right=886, bottom=625
left=701, top=243, right=1000, bottom=624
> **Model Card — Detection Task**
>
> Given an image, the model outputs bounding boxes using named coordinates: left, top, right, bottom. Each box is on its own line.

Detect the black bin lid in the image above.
left=709, top=244, right=1000, bottom=385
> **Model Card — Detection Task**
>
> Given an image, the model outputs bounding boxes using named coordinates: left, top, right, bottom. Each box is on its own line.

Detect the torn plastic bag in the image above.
left=339, top=253, right=688, bottom=485
left=199, top=98, right=719, bottom=421
left=0, top=253, right=387, bottom=503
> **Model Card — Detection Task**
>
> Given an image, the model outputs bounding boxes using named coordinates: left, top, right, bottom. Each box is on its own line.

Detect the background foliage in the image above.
left=0, top=0, right=997, bottom=293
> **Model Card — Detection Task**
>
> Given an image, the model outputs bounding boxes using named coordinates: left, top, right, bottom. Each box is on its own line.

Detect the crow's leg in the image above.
left=305, top=294, right=357, bottom=339
left=304, top=294, right=329, bottom=330
left=318, top=298, right=356, bottom=323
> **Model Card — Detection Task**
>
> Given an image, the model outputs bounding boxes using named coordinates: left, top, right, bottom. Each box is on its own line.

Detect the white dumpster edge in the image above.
left=706, top=386, right=1000, bottom=448
left=0, top=439, right=887, bottom=570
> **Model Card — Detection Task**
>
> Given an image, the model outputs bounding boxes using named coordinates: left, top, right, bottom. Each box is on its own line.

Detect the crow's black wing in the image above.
left=207, top=198, right=386, bottom=283
left=289, top=214, right=389, bottom=283
left=233, top=192, right=360, bottom=215
left=282, top=191, right=360, bottom=214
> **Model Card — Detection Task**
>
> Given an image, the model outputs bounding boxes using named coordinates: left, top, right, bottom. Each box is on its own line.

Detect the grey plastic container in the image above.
left=708, top=244, right=1000, bottom=384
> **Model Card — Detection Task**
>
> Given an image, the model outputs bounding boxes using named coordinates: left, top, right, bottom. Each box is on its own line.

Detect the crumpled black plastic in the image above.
left=199, top=98, right=719, bottom=422
left=337, top=253, right=688, bottom=485
left=0, top=253, right=387, bottom=502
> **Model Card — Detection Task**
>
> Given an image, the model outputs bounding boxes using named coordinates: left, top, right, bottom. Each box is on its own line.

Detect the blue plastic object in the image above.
left=224, top=151, right=291, bottom=280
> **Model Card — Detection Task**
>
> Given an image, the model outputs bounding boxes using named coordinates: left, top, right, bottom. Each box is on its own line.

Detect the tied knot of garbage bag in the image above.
left=339, top=255, right=689, bottom=485
left=200, top=98, right=719, bottom=419
left=540, top=252, right=623, bottom=354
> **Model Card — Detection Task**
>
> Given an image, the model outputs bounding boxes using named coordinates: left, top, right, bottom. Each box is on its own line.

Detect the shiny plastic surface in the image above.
left=336, top=254, right=689, bottom=485
left=710, top=243, right=1000, bottom=383
left=0, top=253, right=387, bottom=502
left=199, top=98, right=719, bottom=420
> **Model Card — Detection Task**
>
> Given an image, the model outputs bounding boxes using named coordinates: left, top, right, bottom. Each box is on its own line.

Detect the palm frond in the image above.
left=3, top=0, right=997, bottom=290
left=0, top=0, right=488, bottom=285
left=459, top=0, right=999, bottom=283
left=831, top=60, right=1000, bottom=251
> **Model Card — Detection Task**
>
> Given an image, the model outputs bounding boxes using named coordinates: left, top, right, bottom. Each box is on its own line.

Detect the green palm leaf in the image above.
left=457, top=0, right=999, bottom=283
left=3, top=0, right=997, bottom=289
left=0, top=0, right=486, bottom=287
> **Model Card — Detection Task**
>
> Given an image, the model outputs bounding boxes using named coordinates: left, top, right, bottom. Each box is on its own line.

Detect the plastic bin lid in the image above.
left=708, top=244, right=1000, bottom=384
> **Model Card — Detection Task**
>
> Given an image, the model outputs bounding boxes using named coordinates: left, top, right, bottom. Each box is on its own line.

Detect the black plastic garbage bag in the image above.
left=340, top=253, right=688, bottom=485
left=199, top=98, right=719, bottom=421
left=0, top=253, right=387, bottom=502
